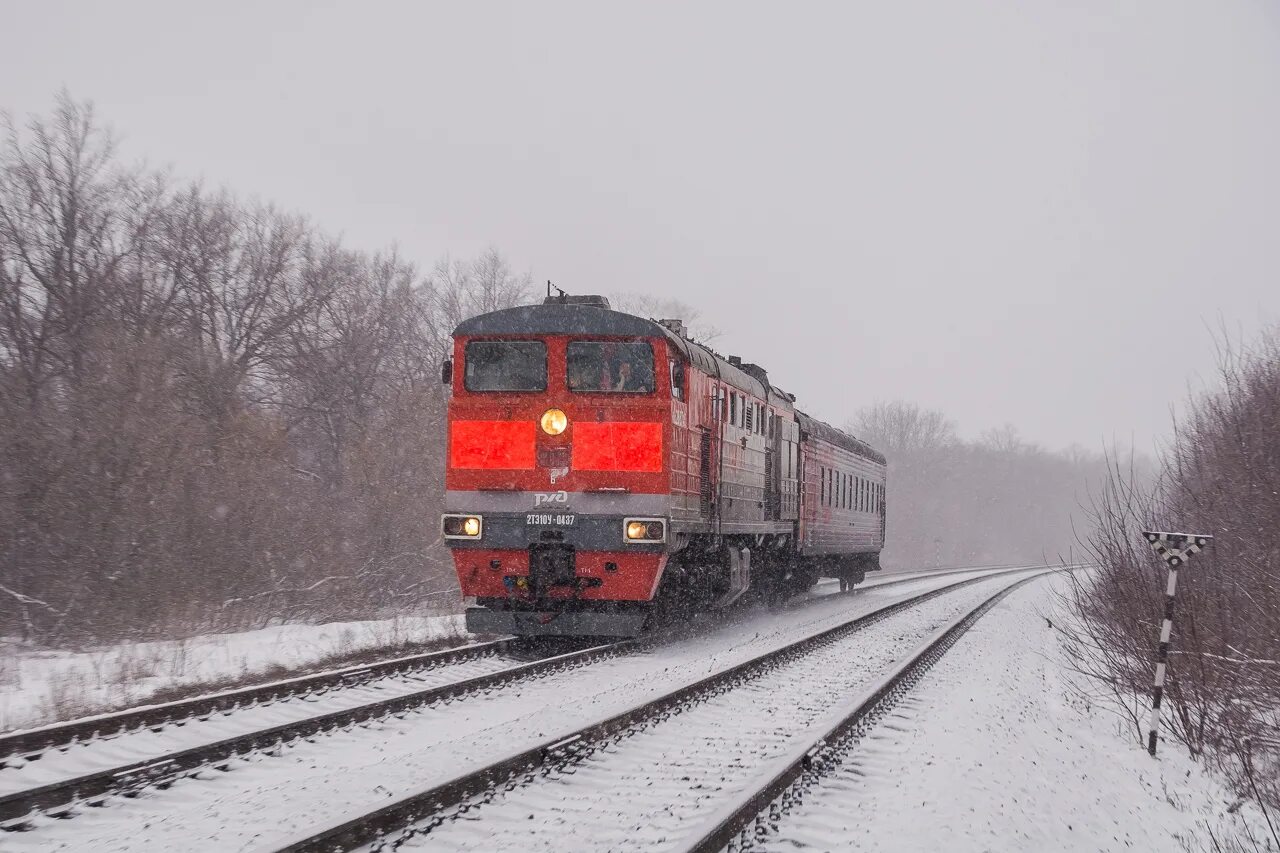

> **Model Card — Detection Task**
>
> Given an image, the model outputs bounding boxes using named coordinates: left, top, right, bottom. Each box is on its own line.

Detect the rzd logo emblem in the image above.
left=533, top=490, right=568, bottom=507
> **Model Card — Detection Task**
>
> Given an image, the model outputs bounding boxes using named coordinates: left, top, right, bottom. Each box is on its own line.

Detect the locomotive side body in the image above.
left=442, top=296, right=886, bottom=637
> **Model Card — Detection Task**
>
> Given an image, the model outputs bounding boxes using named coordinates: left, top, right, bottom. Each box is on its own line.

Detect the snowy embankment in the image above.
left=0, top=613, right=464, bottom=732
left=0, top=565, right=1000, bottom=734
left=756, top=575, right=1273, bottom=852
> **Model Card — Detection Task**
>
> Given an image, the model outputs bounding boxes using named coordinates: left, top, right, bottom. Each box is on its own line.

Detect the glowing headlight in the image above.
left=624, top=518, right=665, bottom=543
left=442, top=514, right=483, bottom=539
left=540, top=408, right=568, bottom=435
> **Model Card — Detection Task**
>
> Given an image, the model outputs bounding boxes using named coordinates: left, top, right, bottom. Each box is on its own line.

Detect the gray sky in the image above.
left=4, top=0, right=1278, bottom=451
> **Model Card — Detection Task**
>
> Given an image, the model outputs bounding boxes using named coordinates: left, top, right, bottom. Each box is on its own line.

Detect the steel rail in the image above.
left=273, top=565, right=1049, bottom=853
left=0, top=563, right=1034, bottom=830
left=0, top=639, right=627, bottom=827
left=680, top=569, right=1058, bottom=853
left=0, top=562, right=1016, bottom=767
left=0, top=638, right=523, bottom=768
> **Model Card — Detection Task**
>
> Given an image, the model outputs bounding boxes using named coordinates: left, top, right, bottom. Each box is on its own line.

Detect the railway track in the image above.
left=275, top=566, right=1057, bottom=852
left=0, top=563, right=1014, bottom=771
left=0, top=638, right=626, bottom=827
left=0, top=636, right=555, bottom=767
left=0, top=563, right=1044, bottom=839
left=682, top=570, right=1054, bottom=853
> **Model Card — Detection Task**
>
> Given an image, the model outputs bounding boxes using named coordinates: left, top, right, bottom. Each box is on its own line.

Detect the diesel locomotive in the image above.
left=441, top=294, right=886, bottom=637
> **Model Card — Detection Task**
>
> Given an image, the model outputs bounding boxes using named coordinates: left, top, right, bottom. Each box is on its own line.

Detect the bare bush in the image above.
left=1065, top=327, right=1280, bottom=826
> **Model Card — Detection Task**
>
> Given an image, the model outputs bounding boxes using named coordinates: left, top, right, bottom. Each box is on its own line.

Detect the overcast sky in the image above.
left=4, top=1, right=1278, bottom=451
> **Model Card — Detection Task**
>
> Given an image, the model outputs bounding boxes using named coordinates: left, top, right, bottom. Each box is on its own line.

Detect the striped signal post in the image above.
left=1141, top=530, right=1212, bottom=757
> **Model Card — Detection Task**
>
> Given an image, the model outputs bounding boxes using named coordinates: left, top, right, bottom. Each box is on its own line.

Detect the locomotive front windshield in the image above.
left=464, top=340, right=547, bottom=391
left=567, top=341, right=655, bottom=393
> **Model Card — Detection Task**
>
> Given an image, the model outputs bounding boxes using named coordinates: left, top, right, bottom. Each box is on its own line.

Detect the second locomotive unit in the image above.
left=441, top=294, right=886, bottom=637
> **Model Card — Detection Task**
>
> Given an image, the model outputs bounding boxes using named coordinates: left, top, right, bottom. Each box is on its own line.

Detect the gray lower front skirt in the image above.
left=465, top=606, right=649, bottom=637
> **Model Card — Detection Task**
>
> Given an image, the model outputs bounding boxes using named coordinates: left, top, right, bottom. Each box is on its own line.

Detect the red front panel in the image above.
left=449, top=420, right=536, bottom=469
left=572, top=422, right=664, bottom=472
left=453, top=549, right=666, bottom=601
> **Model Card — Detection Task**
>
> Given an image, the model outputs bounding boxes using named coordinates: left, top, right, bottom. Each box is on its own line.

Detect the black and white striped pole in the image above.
left=1141, top=530, right=1212, bottom=757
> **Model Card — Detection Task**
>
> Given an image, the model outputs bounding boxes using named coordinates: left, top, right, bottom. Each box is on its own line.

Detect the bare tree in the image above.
left=609, top=292, right=722, bottom=343
left=0, top=96, right=538, bottom=643
left=423, top=247, right=533, bottom=358
left=848, top=400, right=956, bottom=456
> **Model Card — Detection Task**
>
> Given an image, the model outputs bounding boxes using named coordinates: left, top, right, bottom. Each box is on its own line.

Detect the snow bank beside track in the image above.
left=757, top=575, right=1269, bottom=852
left=0, top=614, right=464, bottom=731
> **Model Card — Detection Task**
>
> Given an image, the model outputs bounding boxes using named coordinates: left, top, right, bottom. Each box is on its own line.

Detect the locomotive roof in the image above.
left=453, top=302, right=784, bottom=401
left=454, top=302, right=665, bottom=339
left=795, top=411, right=887, bottom=465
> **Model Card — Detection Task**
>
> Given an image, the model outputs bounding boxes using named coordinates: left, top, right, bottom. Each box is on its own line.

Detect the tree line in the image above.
left=0, top=95, right=531, bottom=643
left=846, top=401, right=1122, bottom=569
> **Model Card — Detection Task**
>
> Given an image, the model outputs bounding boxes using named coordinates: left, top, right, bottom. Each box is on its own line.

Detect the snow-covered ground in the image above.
left=0, top=564, right=1005, bottom=733
left=4, top=568, right=1027, bottom=851
left=9, top=566, right=1264, bottom=853
left=0, top=613, right=464, bottom=731
left=5, top=569, right=1268, bottom=852
left=750, top=575, right=1274, bottom=852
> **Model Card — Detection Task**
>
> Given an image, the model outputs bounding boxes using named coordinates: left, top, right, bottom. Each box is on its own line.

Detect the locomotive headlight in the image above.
left=624, top=518, right=665, bottom=543
left=442, top=514, right=483, bottom=539
left=540, top=408, right=568, bottom=436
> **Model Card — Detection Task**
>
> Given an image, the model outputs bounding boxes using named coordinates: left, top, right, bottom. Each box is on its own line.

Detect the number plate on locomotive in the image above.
left=526, top=513, right=576, bottom=526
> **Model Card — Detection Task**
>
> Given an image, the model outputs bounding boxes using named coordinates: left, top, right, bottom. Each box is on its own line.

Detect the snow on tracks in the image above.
left=0, top=638, right=622, bottom=827
left=0, top=565, right=1037, bottom=850
left=382, top=570, right=1053, bottom=852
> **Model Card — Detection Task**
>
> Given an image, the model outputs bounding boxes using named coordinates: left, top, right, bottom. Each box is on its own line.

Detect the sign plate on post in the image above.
left=1140, top=529, right=1212, bottom=756
left=1142, top=531, right=1211, bottom=568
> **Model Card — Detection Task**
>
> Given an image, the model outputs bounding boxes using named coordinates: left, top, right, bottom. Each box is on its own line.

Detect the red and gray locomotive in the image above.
left=441, top=294, right=886, bottom=636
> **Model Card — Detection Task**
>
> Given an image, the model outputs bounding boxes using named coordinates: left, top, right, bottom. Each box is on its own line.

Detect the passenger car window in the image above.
left=567, top=341, right=655, bottom=393
left=464, top=340, right=547, bottom=392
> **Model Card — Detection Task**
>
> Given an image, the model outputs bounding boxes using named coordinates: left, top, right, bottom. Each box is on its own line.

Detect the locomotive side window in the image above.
left=463, top=340, right=547, bottom=392
left=567, top=341, right=655, bottom=393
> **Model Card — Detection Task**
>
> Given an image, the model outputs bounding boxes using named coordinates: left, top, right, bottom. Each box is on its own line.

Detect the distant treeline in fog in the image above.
left=845, top=402, right=1125, bottom=570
